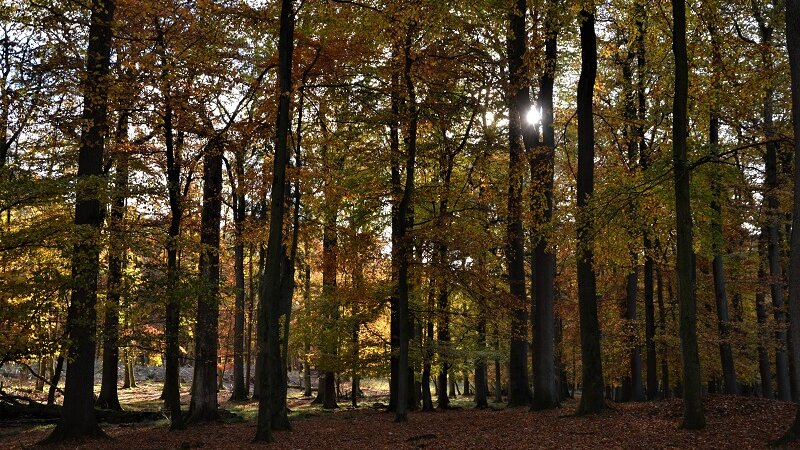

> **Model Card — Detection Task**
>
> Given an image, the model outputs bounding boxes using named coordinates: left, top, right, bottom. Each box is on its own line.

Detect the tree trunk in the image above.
left=321, top=205, right=339, bottom=410
left=245, top=246, right=255, bottom=397
left=757, top=232, right=773, bottom=398
left=97, top=112, right=129, bottom=411
left=780, top=0, right=800, bottom=440
left=531, top=0, right=559, bottom=411
left=475, top=316, right=488, bottom=408
left=575, top=8, right=604, bottom=416
left=47, top=354, right=64, bottom=406
left=44, top=0, right=115, bottom=442
left=254, top=0, right=294, bottom=440
left=672, top=0, right=705, bottom=428
left=188, top=138, right=223, bottom=423
left=505, top=0, right=531, bottom=407
left=394, top=24, right=417, bottom=423
left=158, top=23, right=185, bottom=430
left=230, top=152, right=248, bottom=401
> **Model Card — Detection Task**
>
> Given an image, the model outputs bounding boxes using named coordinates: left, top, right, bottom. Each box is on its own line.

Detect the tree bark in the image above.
left=757, top=231, right=773, bottom=398
left=97, top=112, right=129, bottom=411
left=672, top=0, right=705, bottom=428
left=575, top=8, right=604, bottom=416
left=43, top=0, right=115, bottom=442
left=531, top=0, right=559, bottom=411
left=505, top=0, right=531, bottom=407
left=230, top=150, right=248, bottom=402
left=394, top=24, right=418, bottom=423
left=188, top=138, right=223, bottom=423
left=780, top=0, right=800, bottom=440
left=254, top=0, right=294, bottom=441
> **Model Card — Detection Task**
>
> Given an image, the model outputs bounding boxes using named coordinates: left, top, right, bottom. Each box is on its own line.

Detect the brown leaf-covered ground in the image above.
left=2, top=394, right=799, bottom=449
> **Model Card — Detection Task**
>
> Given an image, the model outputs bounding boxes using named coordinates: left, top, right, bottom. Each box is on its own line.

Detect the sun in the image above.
left=526, top=105, right=541, bottom=125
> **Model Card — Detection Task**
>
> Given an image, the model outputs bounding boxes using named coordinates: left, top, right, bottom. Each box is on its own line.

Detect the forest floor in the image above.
left=1, top=382, right=798, bottom=449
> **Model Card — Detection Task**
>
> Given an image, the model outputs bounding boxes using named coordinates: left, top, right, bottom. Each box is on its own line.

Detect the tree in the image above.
left=254, top=0, right=295, bottom=441
left=779, top=0, right=800, bottom=442
left=575, top=5, right=603, bottom=416
left=43, top=0, right=116, bottom=442
left=672, top=0, right=705, bottom=429
left=531, top=0, right=560, bottom=411
left=505, top=0, right=531, bottom=407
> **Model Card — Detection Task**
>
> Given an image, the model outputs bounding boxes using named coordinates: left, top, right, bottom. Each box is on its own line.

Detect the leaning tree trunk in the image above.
left=97, top=112, right=129, bottom=411
left=254, top=0, right=294, bottom=441
left=672, top=0, right=705, bottom=429
left=43, top=0, right=115, bottom=443
left=188, top=138, right=223, bottom=423
left=575, top=8, right=604, bottom=416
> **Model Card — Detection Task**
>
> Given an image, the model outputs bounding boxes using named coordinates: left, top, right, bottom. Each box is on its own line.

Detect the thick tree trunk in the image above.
left=672, top=0, right=705, bottom=428
left=97, top=112, right=129, bottom=411
left=188, top=139, right=223, bottom=423
left=505, top=0, right=531, bottom=407
left=531, top=0, right=559, bottom=411
left=44, top=0, right=115, bottom=442
left=575, top=8, right=604, bottom=416
left=781, top=0, right=800, bottom=440
left=254, top=1, right=294, bottom=440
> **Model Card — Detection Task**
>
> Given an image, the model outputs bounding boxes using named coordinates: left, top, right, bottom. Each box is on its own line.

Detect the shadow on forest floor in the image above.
left=1, top=384, right=798, bottom=449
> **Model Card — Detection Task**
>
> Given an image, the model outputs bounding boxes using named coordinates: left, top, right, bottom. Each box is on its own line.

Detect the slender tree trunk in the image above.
left=752, top=0, right=792, bottom=402
left=157, top=23, right=185, bottom=430
left=44, top=0, right=115, bottom=442
left=47, top=354, right=64, bottom=406
left=757, top=232, right=773, bottom=398
left=494, top=326, right=503, bottom=403
left=231, top=153, right=248, bottom=401
left=656, top=265, right=671, bottom=399
left=672, top=0, right=705, bottom=428
left=97, top=112, right=129, bottom=411
left=575, top=8, right=604, bottom=416
left=394, top=25, right=418, bottom=423
left=475, top=315, right=488, bottom=408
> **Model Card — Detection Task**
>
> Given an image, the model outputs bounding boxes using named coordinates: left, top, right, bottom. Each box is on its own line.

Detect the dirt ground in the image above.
left=1, top=390, right=799, bottom=449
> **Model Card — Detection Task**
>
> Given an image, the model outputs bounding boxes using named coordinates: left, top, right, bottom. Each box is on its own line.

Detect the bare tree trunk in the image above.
left=187, top=138, right=223, bottom=423
left=672, top=0, right=704, bottom=428
left=254, top=0, right=294, bottom=440
left=575, top=7, right=604, bottom=416
left=44, top=0, right=115, bottom=442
